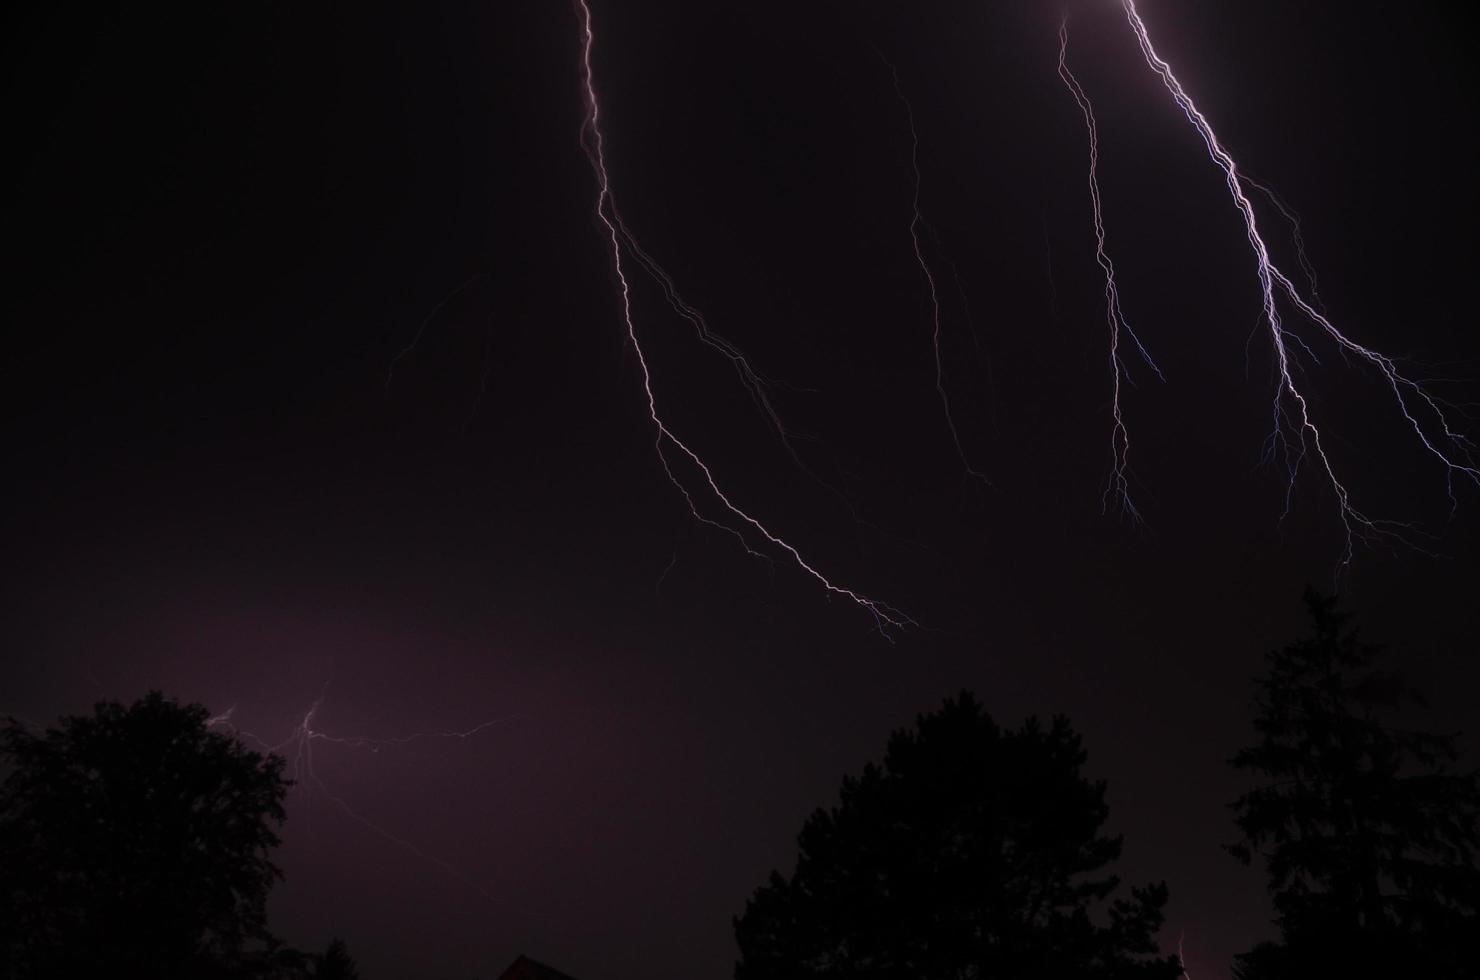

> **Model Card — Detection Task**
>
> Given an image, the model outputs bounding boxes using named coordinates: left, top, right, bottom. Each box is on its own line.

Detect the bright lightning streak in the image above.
left=878, top=55, right=992, bottom=488
left=609, top=215, right=807, bottom=468
left=619, top=213, right=900, bottom=533
left=1115, top=0, right=1480, bottom=568
left=1057, top=20, right=1165, bottom=519
left=575, top=0, right=911, bottom=635
left=1243, top=177, right=1326, bottom=314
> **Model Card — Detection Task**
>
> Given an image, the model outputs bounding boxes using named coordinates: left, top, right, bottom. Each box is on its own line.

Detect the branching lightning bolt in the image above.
left=1243, top=177, right=1326, bottom=314
left=879, top=54, right=992, bottom=488
left=575, top=0, right=910, bottom=635
left=1057, top=20, right=1165, bottom=519
left=609, top=215, right=808, bottom=467
left=1098, top=0, right=1480, bottom=568
left=210, top=698, right=512, bottom=901
left=613, top=214, right=883, bottom=526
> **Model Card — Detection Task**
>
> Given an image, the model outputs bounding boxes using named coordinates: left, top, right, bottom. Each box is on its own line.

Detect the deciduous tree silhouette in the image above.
left=1228, top=590, right=1480, bottom=980
left=0, top=691, right=306, bottom=979
left=733, top=692, right=1182, bottom=979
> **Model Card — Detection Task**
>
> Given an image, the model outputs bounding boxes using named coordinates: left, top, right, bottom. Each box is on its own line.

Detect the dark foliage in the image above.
left=0, top=691, right=306, bottom=979
left=733, top=692, right=1183, bottom=980
left=1228, top=590, right=1480, bottom=979
left=314, top=938, right=360, bottom=980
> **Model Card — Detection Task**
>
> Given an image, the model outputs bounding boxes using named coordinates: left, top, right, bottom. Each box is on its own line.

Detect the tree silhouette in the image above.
left=0, top=691, right=305, bottom=979
left=1228, top=590, right=1480, bottom=980
left=733, top=692, right=1183, bottom=979
left=314, top=938, right=360, bottom=980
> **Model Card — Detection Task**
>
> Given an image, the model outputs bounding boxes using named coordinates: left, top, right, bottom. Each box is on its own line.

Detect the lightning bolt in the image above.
left=575, top=0, right=911, bottom=635
left=878, top=53, right=993, bottom=488
left=1096, top=0, right=1480, bottom=568
left=1056, top=19, right=1165, bottom=519
left=1243, top=177, right=1326, bottom=315
left=385, top=272, right=491, bottom=391
left=608, top=214, right=809, bottom=469
left=612, top=213, right=883, bottom=527
left=210, top=697, right=512, bottom=901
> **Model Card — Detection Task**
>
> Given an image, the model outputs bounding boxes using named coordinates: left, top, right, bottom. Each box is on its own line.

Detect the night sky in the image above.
left=5, top=1, right=1479, bottom=978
